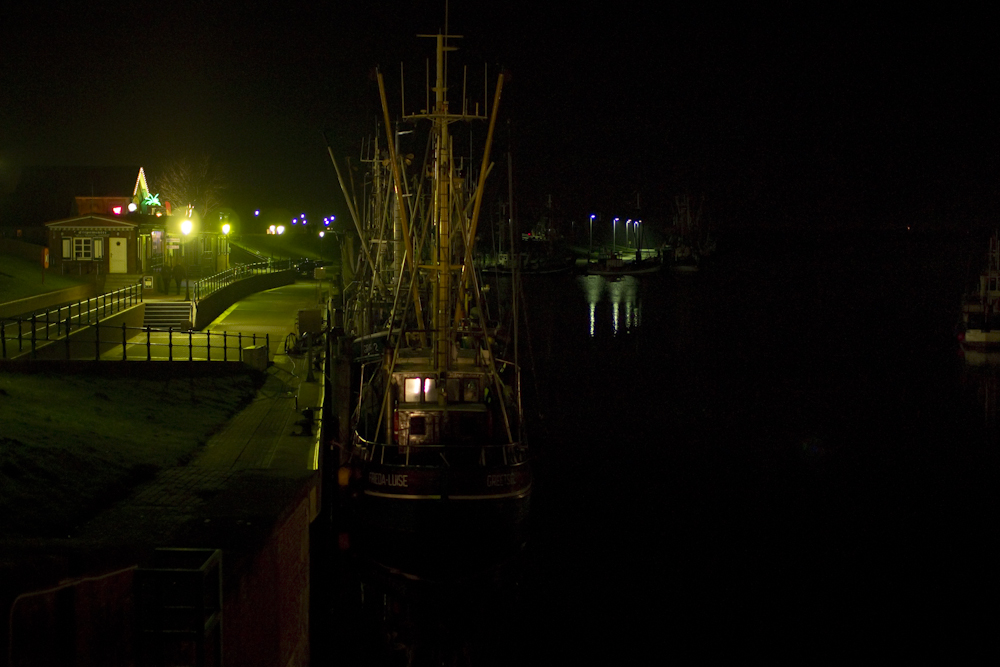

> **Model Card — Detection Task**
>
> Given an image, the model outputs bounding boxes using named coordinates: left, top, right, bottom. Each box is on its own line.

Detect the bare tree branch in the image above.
left=153, top=155, right=227, bottom=217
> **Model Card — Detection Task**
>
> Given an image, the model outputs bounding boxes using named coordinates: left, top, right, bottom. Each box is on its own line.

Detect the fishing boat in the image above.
left=331, top=31, right=531, bottom=579
left=666, top=194, right=711, bottom=273
left=958, top=231, right=1000, bottom=350
left=585, top=250, right=663, bottom=276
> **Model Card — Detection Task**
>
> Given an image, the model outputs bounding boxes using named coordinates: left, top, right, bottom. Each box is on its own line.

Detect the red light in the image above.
left=112, top=206, right=122, bottom=215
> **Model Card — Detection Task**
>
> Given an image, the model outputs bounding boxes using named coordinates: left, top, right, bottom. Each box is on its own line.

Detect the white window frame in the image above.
left=73, top=237, right=92, bottom=260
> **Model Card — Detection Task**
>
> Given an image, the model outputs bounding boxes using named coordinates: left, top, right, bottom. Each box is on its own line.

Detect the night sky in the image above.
left=1, top=3, right=996, bottom=233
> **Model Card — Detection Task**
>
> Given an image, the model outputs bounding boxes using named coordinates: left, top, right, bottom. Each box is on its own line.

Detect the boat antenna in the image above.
left=322, top=130, right=387, bottom=293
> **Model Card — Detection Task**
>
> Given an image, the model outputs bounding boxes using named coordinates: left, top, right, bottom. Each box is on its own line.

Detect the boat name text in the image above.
left=486, top=472, right=517, bottom=487
left=368, top=472, right=408, bottom=488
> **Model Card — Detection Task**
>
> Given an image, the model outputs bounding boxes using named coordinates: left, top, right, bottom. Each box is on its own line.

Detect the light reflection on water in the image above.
left=577, top=274, right=643, bottom=338
left=960, top=349, right=1000, bottom=431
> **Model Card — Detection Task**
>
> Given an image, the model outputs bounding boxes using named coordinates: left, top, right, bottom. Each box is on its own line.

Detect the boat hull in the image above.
left=960, top=328, right=1000, bottom=349
left=585, top=263, right=662, bottom=276
left=349, top=460, right=532, bottom=579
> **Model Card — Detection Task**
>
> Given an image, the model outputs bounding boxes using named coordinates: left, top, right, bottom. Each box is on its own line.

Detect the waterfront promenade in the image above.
left=2, top=281, right=335, bottom=667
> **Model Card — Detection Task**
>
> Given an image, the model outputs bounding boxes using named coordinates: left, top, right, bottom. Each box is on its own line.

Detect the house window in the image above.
left=74, top=238, right=92, bottom=260
left=71, top=237, right=105, bottom=261
left=61, top=237, right=72, bottom=259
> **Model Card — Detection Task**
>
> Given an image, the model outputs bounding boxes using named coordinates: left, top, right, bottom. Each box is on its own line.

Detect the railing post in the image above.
left=30, top=314, right=36, bottom=357
left=94, top=319, right=101, bottom=361
left=223, top=331, right=227, bottom=362
left=146, top=326, right=152, bottom=361
left=206, top=328, right=211, bottom=361
left=122, top=323, right=128, bottom=361
left=44, top=309, right=50, bottom=341
left=56, top=306, right=61, bottom=336
left=65, top=318, right=72, bottom=359
left=168, top=327, right=173, bottom=361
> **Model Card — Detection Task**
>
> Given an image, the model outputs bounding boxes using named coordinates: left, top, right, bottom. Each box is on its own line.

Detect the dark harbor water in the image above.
left=318, top=229, right=995, bottom=663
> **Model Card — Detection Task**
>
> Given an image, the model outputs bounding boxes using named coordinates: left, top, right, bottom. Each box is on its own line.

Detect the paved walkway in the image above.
left=75, top=281, right=330, bottom=552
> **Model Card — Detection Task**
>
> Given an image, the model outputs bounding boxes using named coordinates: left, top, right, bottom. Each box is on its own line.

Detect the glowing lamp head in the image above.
left=222, top=223, right=231, bottom=235
left=181, top=219, right=193, bottom=235
left=128, top=202, right=138, bottom=213
left=276, top=225, right=285, bottom=235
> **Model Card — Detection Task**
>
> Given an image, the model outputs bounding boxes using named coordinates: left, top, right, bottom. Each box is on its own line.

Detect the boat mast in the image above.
left=432, top=31, right=453, bottom=373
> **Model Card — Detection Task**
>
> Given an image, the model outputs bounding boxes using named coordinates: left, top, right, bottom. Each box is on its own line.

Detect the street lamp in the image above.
left=589, top=214, right=596, bottom=258
left=181, top=219, right=193, bottom=300
left=613, top=217, right=619, bottom=254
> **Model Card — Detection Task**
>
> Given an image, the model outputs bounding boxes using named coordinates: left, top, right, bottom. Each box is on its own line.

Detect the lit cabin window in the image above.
left=424, top=377, right=438, bottom=402
left=404, top=378, right=422, bottom=402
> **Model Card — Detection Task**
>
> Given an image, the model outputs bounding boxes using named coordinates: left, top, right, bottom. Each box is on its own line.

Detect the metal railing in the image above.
left=192, top=259, right=294, bottom=302
left=1, top=283, right=143, bottom=358
left=354, top=434, right=528, bottom=468
left=3, top=321, right=270, bottom=362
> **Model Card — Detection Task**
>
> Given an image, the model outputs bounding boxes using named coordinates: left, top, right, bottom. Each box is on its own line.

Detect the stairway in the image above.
left=143, top=302, right=193, bottom=330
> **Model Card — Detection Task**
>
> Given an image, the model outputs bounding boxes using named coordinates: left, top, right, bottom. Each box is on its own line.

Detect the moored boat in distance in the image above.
left=335, top=30, right=531, bottom=580
left=958, top=230, right=1000, bottom=350
left=584, top=250, right=663, bottom=276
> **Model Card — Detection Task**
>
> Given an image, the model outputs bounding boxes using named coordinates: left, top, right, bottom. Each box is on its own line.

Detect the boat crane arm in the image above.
left=324, top=134, right=387, bottom=294
left=379, top=70, right=427, bottom=343
left=456, top=72, right=505, bottom=323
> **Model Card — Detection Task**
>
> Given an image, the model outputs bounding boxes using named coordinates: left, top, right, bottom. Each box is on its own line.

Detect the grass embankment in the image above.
left=0, top=370, right=261, bottom=538
left=0, top=255, right=90, bottom=303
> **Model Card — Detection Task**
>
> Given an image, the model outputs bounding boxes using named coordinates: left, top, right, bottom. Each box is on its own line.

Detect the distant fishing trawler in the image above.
left=958, top=231, right=1000, bottom=350
left=331, top=30, right=531, bottom=579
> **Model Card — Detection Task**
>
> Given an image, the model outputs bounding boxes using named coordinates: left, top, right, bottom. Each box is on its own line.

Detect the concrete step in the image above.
left=143, top=302, right=193, bottom=330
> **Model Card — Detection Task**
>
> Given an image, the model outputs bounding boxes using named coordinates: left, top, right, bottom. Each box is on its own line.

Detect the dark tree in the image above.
left=153, top=155, right=227, bottom=218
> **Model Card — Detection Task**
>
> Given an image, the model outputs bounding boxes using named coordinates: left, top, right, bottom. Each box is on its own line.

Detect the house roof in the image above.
left=45, top=214, right=138, bottom=229
left=0, top=166, right=144, bottom=227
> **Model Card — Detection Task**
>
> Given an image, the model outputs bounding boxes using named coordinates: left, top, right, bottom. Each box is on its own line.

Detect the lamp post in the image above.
left=613, top=217, right=619, bottom=254
left=589, top=214, right=595, bottom=259
left=181, top=219, right=193, bottom=300
left=221, top=222, right=231, bottom=271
